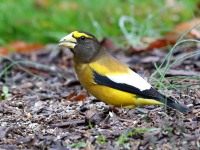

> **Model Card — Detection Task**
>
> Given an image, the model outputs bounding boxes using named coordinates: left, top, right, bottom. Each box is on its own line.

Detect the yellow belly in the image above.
left=87, top=84, right=161, bottom=108
left=74, top=62, right=161, bottom=108
left=88, top=84, right=137, bottom=107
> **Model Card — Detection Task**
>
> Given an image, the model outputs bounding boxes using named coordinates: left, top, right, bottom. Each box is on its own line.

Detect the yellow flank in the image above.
left=74, top=54, right=162, bottom=108
left=72, top=31, right=93, bottom=39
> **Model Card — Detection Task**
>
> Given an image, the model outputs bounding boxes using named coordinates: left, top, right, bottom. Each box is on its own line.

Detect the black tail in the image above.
left=135, top=87, right=190, bottom=114
left=161, top=96, right=190, bottom=114
left=138, top=87, right=190, bottom=114
left=146, top=88, right=190, bottom=114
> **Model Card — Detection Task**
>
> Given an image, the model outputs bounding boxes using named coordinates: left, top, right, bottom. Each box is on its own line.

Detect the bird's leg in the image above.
left=100, top=105, right=120, bottom=126
left=108, top=105, right=120, bottom=113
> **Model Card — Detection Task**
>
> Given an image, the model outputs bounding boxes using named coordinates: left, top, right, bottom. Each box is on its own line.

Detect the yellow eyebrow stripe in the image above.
left=72, top=31, right=93, bottom=38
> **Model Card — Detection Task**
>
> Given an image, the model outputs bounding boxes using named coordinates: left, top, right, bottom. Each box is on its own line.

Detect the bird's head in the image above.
left=59, top=31, right=101, bottom=63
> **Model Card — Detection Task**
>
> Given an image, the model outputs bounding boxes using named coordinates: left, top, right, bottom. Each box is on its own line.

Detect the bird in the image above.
left=59, top=31, right=189, bottom=114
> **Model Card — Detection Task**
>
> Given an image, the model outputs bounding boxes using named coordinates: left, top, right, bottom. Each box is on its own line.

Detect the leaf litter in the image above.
left=0, top=41, right=199, bottom=149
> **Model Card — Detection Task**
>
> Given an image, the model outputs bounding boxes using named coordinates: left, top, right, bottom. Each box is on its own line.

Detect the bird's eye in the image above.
left=80, top=36, right=85, bottom=40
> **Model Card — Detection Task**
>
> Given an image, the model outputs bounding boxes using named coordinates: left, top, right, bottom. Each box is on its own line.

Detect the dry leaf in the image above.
left=166, top=18, right=200, bottom=41
left=0, top=41, right=44, bottom=55
left=34, top=0, right=50, bottom=8
left=66, top=92, right=87, bottom=102
left=9, top=41, right=44, bottom=52
left=0, top=47, right=9, bottom=55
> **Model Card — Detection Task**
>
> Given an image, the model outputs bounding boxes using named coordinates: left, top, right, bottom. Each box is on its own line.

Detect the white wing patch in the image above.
left=106, top=70, right=151, bottom=91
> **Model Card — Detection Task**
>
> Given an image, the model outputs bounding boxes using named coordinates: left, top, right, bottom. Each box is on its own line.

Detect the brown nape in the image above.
left=73, top=37, right=101, bottom=63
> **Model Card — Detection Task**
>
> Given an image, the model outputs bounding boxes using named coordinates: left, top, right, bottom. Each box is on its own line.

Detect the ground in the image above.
left=0, top=42, right=199, bottom=149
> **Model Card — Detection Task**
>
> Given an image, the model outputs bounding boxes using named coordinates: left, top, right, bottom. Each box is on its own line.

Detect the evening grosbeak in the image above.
left=59, top=31, right=189, bottom=114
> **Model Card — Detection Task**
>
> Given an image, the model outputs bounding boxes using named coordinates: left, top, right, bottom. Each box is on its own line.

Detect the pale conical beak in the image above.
left=59, top=33, right=77, bottom=49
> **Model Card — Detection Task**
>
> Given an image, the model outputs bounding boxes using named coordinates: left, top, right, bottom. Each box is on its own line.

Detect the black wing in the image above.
left=92, top=69, right=189, bottom=114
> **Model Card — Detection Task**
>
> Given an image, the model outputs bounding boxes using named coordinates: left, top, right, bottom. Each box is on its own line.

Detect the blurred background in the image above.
left=0, top=0, right=199, bottom=46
